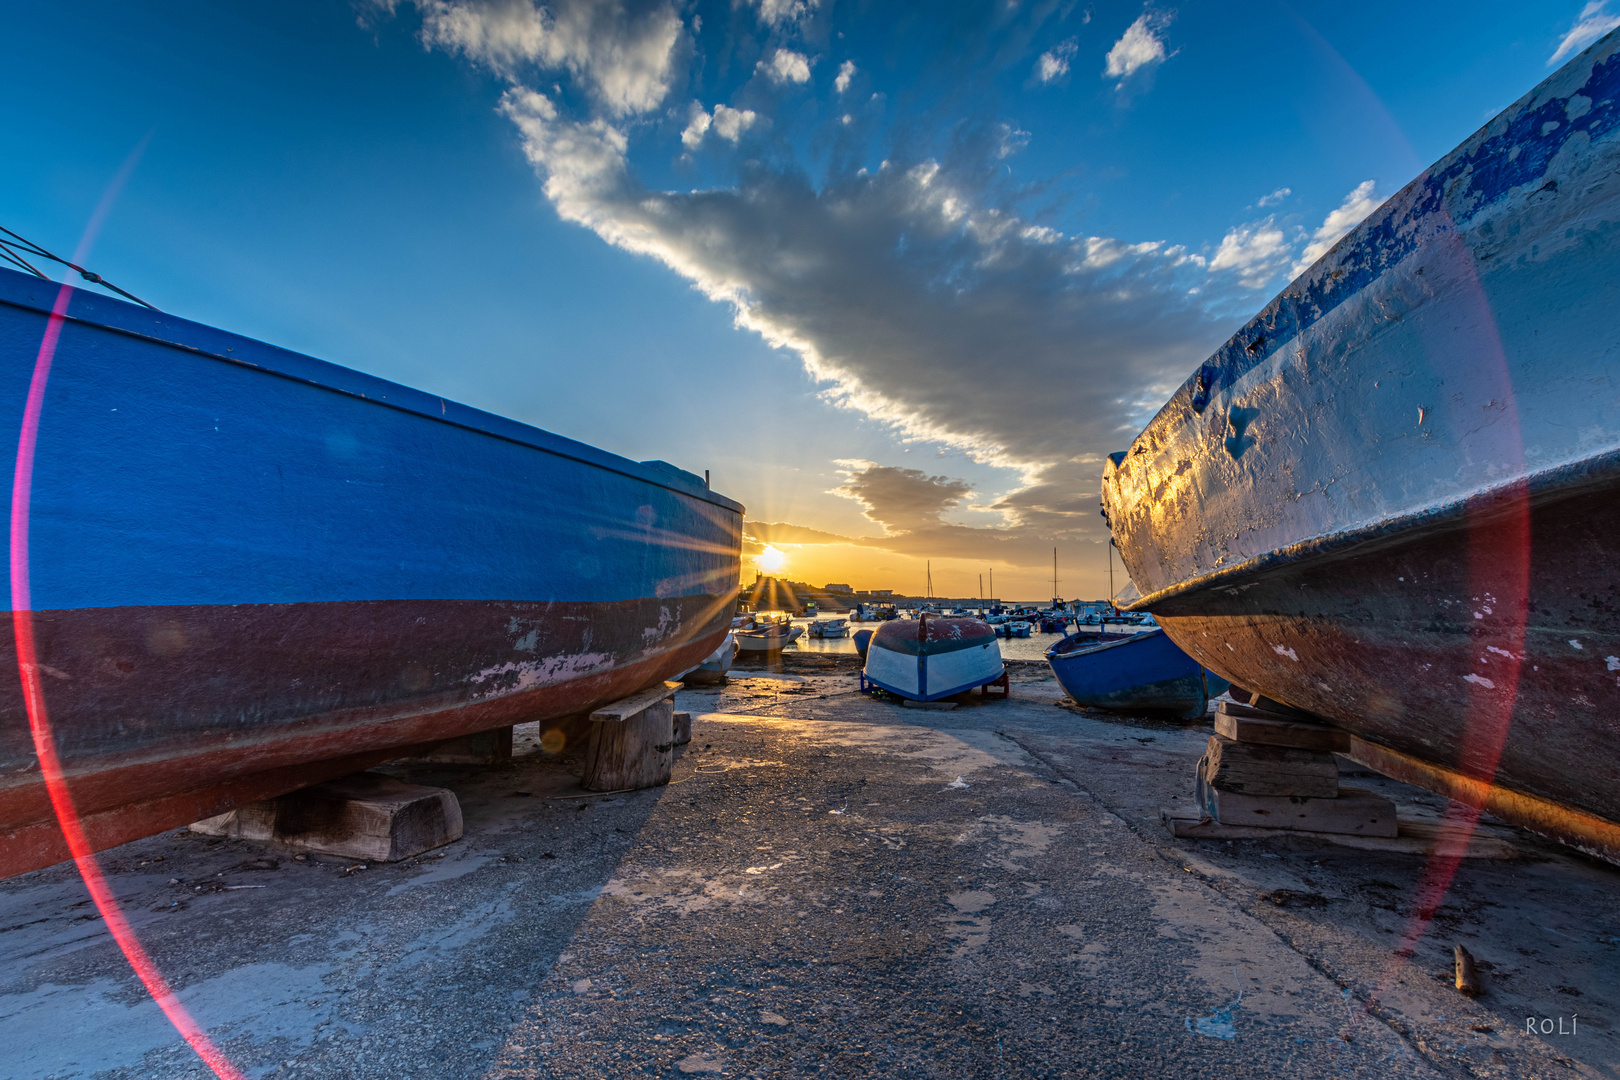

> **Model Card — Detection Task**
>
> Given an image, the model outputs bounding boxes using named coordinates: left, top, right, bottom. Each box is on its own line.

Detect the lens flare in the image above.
left=13, top=286, right=247, bottom=1080
left=10, top=134, right=245, bottom=1080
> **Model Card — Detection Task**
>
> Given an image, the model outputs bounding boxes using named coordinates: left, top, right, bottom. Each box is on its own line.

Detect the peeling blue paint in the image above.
left=1166, top=31, right=1620, bottom=414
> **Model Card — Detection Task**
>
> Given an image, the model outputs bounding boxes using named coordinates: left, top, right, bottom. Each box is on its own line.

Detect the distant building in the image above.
left=823, top=583, right=853, bottom=594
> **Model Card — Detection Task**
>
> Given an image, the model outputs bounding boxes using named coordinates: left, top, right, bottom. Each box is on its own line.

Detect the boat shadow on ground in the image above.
left=0, top=722, right=701, bottom=1079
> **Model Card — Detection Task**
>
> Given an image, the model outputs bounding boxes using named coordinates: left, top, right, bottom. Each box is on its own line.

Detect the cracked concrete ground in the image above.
left=2, top=654, right=1617, bottom=1078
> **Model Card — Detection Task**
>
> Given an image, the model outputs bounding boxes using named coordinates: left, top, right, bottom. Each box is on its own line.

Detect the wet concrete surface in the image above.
left=2, top=655, right=1618, bottom=1078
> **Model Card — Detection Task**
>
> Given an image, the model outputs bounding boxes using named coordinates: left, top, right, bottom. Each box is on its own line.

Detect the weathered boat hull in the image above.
left=863, top=616, right=1003, bottom=701
left=1148, top=454, right=1620, bottom=827
left=1046, top=629, right=1228, bottom=719
left=1100, top=32, right=1620, bottom=857
left=0, top=268, right=742, bottom=878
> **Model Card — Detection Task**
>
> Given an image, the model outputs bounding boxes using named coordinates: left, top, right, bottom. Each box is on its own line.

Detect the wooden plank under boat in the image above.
left=0, top=268, right=742, bottom=878
left=1046, top=629, right=1229, bottom=719
left=862, top=615, right=1003, bottom=701
left=1100, top=30, right=1620, bottom=861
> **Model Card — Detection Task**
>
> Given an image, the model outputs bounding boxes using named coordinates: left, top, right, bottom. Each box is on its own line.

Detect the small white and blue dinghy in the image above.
left=861, top=615, right=1007, bottom=702
left=682, top=631, right=736, bottom=685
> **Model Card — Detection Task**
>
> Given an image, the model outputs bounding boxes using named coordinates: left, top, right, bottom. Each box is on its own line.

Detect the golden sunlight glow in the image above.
left=737, top=542, right=1114, bottom=603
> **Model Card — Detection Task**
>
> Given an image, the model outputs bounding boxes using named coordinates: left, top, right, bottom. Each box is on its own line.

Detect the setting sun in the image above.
left=756, top=545, right=787, bottom=573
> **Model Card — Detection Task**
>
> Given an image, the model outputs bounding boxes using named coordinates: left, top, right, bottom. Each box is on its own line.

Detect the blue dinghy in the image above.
left=862, top=615, right=1005, bottom=702
left=1046, top=629, right=1229, bottom=719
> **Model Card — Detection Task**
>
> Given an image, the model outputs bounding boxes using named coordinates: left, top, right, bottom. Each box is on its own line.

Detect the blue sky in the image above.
left=3, top=0, right=1611, bottom=599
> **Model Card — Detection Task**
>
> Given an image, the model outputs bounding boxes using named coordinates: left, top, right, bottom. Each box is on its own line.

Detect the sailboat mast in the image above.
left=1107, top=539, right=1114, bottom=607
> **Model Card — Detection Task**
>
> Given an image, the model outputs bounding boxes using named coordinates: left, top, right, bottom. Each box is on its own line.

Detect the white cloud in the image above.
left=493, top=85, right=1219, bottom=519
left=1208, top=181, right=1386, bottom=289
left=1550, top=1, right=1620, bottom=65
left=1104, top=12, right=1170, bottom=84
left=711, top=104, right=758, bottom=141
left=1208, top=217, right=1292, bottom=290
left=499, top=88, right=630, bottom=224
left=402, top=7, right=1290, bottom=569
left=1292, top=180, right=1382, bottom=276
left=834, top=59, right=856, bottom=94
left=679, top=103, right=710, bottom=149
left=682, top=102, right=758, bottom=149
left=1035, top=38, right=1078, bottom=84
left=759, top=48, right=813, bottom=85
left=417, top=0, right=684, bottom=116
left=747, top=0, right=819, bottom=28
left=996, top=122, right=1031, bottom=159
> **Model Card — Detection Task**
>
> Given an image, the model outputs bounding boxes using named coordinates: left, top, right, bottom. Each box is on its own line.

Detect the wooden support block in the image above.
left=590, top=681, right=682, bottom=723
left=190, top=772, right=462, bottom=862
left=583, top=700, right=675, bottom=791
left=1224, top=691, right=1313, bottom=718
left=417, top=725, right=514, bottom=765
left=1217, top=699, right=1328, bottom=724
left=672, top=711, right=692, bottom=746
left=1199, top=784, right=1397, bottom=837
left=1160, top=808, right=1521, bottom=857
left=1214, top=704, right=1350, bottom=753
left=1201, top=734, right=1339, bottom=798
left=1217, top=700, right=1292, bottom=721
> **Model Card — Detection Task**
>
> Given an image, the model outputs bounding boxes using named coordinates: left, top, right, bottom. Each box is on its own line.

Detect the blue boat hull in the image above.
left=0, top=268, right=742, bottom=876
left=1046, top=630, right=1228, bottom=719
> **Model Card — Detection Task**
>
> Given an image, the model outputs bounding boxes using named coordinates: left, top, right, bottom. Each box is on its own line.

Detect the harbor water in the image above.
left=781, top=618, right=1151, bottom=662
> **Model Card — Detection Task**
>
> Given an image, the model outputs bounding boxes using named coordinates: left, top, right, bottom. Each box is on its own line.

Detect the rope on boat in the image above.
left=0, top=224, right=160, bottom=310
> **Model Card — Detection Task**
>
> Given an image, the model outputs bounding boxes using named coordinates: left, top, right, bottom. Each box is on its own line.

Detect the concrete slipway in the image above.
left=1, top=655, right=1617, bottom=1079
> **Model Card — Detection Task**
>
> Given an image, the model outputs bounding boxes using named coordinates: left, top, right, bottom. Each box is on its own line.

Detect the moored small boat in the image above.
left=1046, top=629, right=1229, bottom=719
left=862, top=615, right=1004, bottom=701
left=734, top=612, right=803, bottom=652
left=682, top=631, right=737, bottom=685
left=852, top=628, right=874, bottom=659
left=806, top=618, right=849, bottom=638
